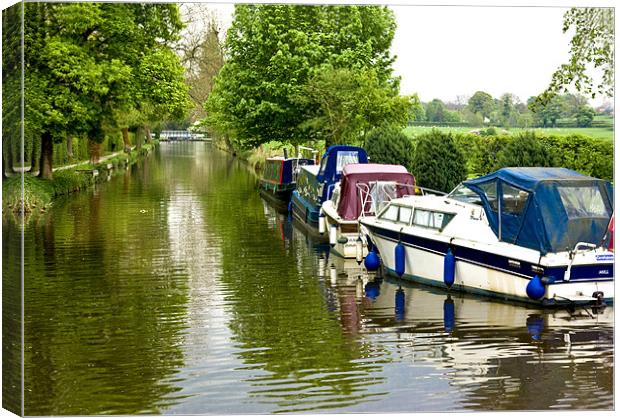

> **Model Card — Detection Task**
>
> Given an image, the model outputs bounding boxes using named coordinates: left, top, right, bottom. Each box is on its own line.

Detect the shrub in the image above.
left=539, top=134, right=613, bottom=180
left=410, top=129, right=467, bottom=192
left=494, top=131, right=556, bottom=170
left=365, top=125, right=414, bottom=168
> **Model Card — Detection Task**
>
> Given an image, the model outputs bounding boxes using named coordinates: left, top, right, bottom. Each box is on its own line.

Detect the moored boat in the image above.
left=360, top=167, right=614, bottom=306
left=258, top=155, right=314, bottom=207
left=291, top=145, right=368, bottom=227
left=320, top=163, right=415, bottom=258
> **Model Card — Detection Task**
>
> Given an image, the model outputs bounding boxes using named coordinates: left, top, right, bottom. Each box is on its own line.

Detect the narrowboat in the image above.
left=258, top=155, right=314, bottom=207
left=290, top=145, right=368, bottom=227
left=360, top=167, right=614, bottom=306
left=320, top=163, right=415, bottom=258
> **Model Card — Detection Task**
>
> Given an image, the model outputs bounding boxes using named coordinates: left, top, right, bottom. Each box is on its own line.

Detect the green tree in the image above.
left=494, top=131, right=556, bottom=170
left=425, top=99, right=446, bottom=123
left=297, top=66, right=410, bottom=146
left=410, top=130, right=467, bottom=192
left=467, top=91, right=495, bottom=122
left=205, top=4, right=400, bottom=150
left=22, top=3, right=189, bottom=178
left=575, top=105, right=596, bottom=127
left=2, top=3, right=22, bottom=177
left=364, top=125, right=414, bottom=168
left=536, top=8, right=614, bottom=105
left=408, top=94, right=425, bottom=123
left=529, top=95, right=563, bottom=127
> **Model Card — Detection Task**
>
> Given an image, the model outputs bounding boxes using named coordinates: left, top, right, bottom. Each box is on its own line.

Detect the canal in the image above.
left=4, top=142, right=613, bottom=414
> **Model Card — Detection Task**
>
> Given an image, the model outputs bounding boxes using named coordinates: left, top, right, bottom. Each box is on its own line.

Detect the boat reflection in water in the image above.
left=261, top=194, right=612, bottom=412
left=317, top=249, right=613, bottom=411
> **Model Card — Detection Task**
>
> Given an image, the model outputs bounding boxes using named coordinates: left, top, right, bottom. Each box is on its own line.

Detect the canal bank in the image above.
left=4, top=142, right=613, bottom=415
left=2, top=141, right=158, bottom=219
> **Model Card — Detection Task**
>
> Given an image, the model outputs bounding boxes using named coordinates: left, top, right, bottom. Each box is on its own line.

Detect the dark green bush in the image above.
left=410, top=129, right=467, bottom=192
left=539, top=134, right=613, bottom=180
left=365, top=125, right=414, bottom=168
left=494, top=131, right=556, bottom=170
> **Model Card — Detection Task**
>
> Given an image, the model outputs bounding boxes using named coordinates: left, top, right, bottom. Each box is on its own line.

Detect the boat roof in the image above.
left=343, top=163, right=409, bottom=176
left=464, top=167, right=613, bottom=254
left=464, top=167, right=598, bottom=191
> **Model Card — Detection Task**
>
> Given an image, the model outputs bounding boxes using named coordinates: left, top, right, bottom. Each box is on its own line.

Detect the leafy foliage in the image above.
left=298, top=66, right=410, bottom=146
left=467, top=91, right=495, bottom=120
left=205, top=4, right=403, bottom=150
left=16, top=2, right=189, bottom=178
left=410, top=130, right=467, bottom=192
left=365, top=125, right=414, bottom=168
left=495, top=131, right=556, bottom=170
left=536, top=8, right=614, bottom=105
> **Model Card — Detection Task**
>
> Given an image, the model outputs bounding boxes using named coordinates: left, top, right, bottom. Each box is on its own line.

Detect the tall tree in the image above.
left=22, top=2, right=189, bottom=178
left=467, top=91, right=495, bottom=122
left=205, top=4, right=401, bottom=150
left=2, top=3, right=22, bottom=177
left=297, top=65, right=410, bottom=146
left=536, top=8, right=614, bottom=106
left=425, top=99, right=446, bottom=123
left=176, top=4, right=225, bottom=123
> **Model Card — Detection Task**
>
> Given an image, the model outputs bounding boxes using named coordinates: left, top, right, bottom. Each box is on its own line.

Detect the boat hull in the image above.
left=291, top=191, right=320, bottom=227
left=366, top=227, right=613, bottom=307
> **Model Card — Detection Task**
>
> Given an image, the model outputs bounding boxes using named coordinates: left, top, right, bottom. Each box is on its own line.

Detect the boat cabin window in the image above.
left=558, top=185, right=610, bottom=218
left=501, top=183, right=529, bottom=216
left=449, top=184, right=482, bottom=205
left=318, top=150, right=360, bottom=179
left=377, top=204, right=411, bottom=225
left=369, top=181, right=398, bottom=214
left=336, top=151, right=360, bottom=173
left=479, top=181, right=498, bottom=211
left=398, top=206, right=413, bottom=224
left=413, top=209, right=454, bottom=230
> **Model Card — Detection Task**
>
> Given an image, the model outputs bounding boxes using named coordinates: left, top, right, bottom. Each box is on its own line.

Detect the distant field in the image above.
left=403, top=125, right=614, bottom=141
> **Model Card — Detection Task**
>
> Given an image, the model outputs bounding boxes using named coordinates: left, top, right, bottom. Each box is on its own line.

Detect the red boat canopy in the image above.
left=336, top=164, right=415, bottom=220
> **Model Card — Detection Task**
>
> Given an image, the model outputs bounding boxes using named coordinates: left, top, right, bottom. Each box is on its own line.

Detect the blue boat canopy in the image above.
left=463, top=167, right=613, bottom=254
left=316, top=145, right=368, bottom=184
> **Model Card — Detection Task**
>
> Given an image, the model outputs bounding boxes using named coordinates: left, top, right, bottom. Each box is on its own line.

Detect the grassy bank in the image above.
left=404, top=125, right=614, bottom=141
left=3, top=142, right=157, bottom=216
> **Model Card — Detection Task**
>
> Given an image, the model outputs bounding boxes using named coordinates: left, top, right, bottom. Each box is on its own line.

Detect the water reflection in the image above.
left=6, top=143, right=613, bottom=414
left=313, top=245, right=613, bottom=412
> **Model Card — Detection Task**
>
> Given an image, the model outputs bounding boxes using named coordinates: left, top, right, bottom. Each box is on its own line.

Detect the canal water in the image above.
left=4, top=142, right=613, bottom=414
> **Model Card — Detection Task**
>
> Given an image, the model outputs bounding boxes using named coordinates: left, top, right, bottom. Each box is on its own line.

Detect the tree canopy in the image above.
left=204, top=4, right=408, bottom=150
left=20, top=2, right=190, bottom=178
left=535, top=8, right=614, bottom=106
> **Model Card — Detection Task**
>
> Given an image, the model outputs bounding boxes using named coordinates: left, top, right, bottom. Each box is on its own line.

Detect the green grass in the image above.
left=404, top=125, right=614, bottom=141
left=2, top=141, right=159, bottom=217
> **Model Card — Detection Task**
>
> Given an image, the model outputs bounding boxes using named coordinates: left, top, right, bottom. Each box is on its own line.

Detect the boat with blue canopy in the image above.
left=291, top=145, right=368, bottom=227
left=360, top=167, right=614, bottom=306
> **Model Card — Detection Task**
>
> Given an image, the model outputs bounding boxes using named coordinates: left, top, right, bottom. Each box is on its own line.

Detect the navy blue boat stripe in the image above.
left=363, top=223, right=614, bottom=281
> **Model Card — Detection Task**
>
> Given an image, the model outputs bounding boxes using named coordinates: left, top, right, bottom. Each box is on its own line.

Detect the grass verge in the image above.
left=2, top=141, right=157, bottom=217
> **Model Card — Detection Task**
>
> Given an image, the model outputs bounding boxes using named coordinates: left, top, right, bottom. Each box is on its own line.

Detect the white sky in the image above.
left=194, top=0, right=614, bottom=107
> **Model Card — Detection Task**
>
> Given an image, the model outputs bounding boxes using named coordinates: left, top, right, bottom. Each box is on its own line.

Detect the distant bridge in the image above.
left=159, top=130, right=210, bottom=141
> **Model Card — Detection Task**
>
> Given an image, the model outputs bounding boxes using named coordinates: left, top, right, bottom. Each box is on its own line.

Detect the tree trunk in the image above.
left=66, top=137, right=73, bottom=158
left=6, top=141, right=16, bottom=175
left=38, top=132, right=53, bottom=180
left=144, top=126, right=152, bottom=143
left=135, top=127, right=143, bottom=149
left=28, top=139, right=39, bottom=173
left=88, top=138, right=101, bottom=164
left=121, top=127, right=131, bottom=152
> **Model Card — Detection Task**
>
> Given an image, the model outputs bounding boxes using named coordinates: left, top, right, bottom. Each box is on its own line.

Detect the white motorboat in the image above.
left=360, top=167, right=614, bottom=306
left=319, top=163, right=415, bottom=259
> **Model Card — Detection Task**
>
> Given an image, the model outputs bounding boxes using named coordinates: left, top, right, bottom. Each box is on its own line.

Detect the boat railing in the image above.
left=408, top=185, right=447, bottom=197
left=357, top=181, right=415, bottom=218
